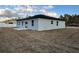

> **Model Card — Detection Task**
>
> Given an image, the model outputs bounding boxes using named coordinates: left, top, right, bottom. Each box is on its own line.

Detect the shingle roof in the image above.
left=17, top=14, right=64, bottom=21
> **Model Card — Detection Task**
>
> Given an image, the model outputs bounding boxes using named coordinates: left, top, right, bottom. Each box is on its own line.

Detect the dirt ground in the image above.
left=0, top=28, right=79, bottom=53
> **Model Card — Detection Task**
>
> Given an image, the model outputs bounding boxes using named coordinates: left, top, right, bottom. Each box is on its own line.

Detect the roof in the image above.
left=17, top=14, right=64, bottom=21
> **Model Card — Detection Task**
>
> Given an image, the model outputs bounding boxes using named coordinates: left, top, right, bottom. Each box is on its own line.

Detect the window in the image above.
left=22, top=21, right=23, bottom=26
left=56, top=21, right=58, bottom=26
left=9, top=22, right=13, bottom=24
left=32, top=20, right=34, bottom=26
left=51, top=20, right=53, bottom=24
left=25, top=22, right=28, bottom=24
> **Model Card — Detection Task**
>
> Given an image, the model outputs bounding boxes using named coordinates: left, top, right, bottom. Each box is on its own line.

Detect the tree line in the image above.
left=60, top=14, right=79, bottom=26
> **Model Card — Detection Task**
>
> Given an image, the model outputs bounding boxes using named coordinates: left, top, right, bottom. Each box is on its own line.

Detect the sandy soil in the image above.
left=0, top=28, right=79, bottom=53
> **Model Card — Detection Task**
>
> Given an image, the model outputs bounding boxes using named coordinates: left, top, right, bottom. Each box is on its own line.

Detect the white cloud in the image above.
left=0, top=5, right=58, bottom=21
left=48, top=5, right=54, bottom=8
left=44, top=12, right=59, bottom=18
left=26, top=8, right=33, bottom=12
left=0, top=9, right=18, bottom=18
left=39, top=9, right=47, bottom=13
left=15, top=5, right=54, bottom=13
left=16, top=5, right=33, bottom=13
left=0, top=9, right=4, bottom=15
left=0, top=8, right=16, bottom=14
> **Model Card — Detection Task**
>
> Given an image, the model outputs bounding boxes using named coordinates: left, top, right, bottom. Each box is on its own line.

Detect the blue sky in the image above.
left=50, top=5, right=79, bottom=16
left=0, top=5, right=79, bottom=19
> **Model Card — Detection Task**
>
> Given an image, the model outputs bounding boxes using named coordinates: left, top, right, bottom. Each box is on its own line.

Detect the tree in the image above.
left=59, top=14, right=79, bottom=26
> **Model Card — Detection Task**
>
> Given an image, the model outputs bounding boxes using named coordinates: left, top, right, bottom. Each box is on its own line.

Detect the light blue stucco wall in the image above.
left=17, top=19, right=38, bottom=30
left=27, top=19, right=38, bottom=30
left=37, top=18, right=65, bottom=31
left=17, top=20, right=27, bottom=28
left=17, top=18, right=65, bottom=31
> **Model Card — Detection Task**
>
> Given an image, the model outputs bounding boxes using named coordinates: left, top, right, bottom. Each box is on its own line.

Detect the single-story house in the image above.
left=16, top=14, right=65, bottom=31
left=0, top=22, right=16, bottom=28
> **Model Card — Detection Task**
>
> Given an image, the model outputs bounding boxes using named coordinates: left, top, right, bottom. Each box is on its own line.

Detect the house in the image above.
left=0, top=19, right=16, bottom=27
left=16, top=14, right=65, bottom=31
